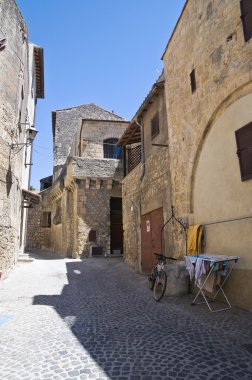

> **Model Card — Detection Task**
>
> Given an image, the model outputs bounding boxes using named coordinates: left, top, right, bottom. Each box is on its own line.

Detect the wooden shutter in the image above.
left=235, top=122, right=252, bottom=181
left=240, top=0, right=252, bottom=42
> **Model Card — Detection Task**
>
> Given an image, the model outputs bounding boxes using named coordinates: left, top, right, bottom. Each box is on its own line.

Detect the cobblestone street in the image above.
left=0, top=251, right=252, bottom=380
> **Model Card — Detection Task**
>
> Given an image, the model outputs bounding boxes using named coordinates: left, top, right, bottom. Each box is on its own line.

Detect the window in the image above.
left=235, top=122, right=252, bottom=181
left=103, top=138, right=121, bottom=158
left=190, top=69, right=196, bottom=93
left=88, top=230, right=96, bottom=242
left=240, top=0, right=252, bottom=42
left=41, top=212, right=51, bottom=228
left=127, top=144, right=141, bottom=173
left=151, top=113, right=159, bottom=139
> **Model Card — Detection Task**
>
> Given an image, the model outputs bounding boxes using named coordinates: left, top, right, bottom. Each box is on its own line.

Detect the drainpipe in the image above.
left=135, top=120, right=145, bottom=181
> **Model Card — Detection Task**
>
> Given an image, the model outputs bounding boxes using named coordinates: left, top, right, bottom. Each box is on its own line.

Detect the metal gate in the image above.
left=141, top=208, right=164, bottom=274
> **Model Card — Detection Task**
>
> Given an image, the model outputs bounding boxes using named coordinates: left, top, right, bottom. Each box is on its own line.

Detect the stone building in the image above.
left=162, top=0, right=252, bottom=310
left=118, top=72, right=174, bottom=273
left=27, top=104, right=128, bottom=258
left=0, top=0, right=44, bottom=277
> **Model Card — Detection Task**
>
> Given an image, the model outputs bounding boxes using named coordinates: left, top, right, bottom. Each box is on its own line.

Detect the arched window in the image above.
left=103, top=138, right=121, bottom=159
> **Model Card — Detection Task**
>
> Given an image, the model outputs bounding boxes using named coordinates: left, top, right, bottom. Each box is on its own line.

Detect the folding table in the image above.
left=189, top=254, right=239, bottom=312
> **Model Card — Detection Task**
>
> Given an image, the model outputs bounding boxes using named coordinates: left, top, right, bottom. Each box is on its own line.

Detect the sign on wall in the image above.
left=146, top=220, right=151, bottom=232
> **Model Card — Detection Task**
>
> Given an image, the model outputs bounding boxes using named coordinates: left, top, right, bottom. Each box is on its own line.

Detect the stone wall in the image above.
left=162, top=0, right=252, bottom=310
left=76, top=182, right=109, bottom=257
left=78, top=120, right=127, bottom=159
left=0, top=0, right=29, bottom=276
left=53, top=105, right=128, bottom=180
left=71, top=157, right=123, bottom=179
left=122, top=148, right=172, bottom=272
left=122, top=165, right=141, bottom=270
left=26, top=177, right=122, bottom=259
left=46, top=107, right=128, bottom=258
left=163, top=0, right=252, bottom=217
left=142, top=86, right=168, bottom=161
left=26, top=190, right=52, bottom=251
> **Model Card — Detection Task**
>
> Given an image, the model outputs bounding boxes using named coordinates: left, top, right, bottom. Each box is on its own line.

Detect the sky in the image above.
left=16, top=0, right=186, bottom=189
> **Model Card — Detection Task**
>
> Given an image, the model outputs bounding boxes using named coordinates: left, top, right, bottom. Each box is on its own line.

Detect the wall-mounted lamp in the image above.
left=9, top=125, right=38, bottom=154
left=26, top=125, right=38, bottom=142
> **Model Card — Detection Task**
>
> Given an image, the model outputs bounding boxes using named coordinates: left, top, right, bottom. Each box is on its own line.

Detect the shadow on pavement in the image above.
left=26, top=248, right=65, bottom=260
left=32, top=258, right=252, bottom=379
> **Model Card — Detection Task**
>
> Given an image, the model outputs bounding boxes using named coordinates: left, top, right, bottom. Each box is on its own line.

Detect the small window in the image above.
left=151, top=113, right=159, bottom=139
left=41, top=212, right=51, bottom=228
left=190, top=69, right=196, bottom=93
left=235, top=122, right=252, bottom=181
left=88, top=230, right=96, bottom=242
left=240, top=0, right=252, bottom=42
left=103, top=138, right=121, bottom=158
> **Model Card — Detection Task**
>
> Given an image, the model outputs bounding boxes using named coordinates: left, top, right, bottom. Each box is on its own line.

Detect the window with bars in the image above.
left=235, top=122, right=252, bottom=181
left=127, top=144, right=141, bottom=173
left=240, top=0, right=252, bottom=42
left=151, top=113, right=160, bottom=139
left=103, top=138, right=121, bottom=158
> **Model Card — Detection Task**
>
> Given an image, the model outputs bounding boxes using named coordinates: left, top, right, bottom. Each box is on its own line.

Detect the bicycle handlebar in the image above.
left=154, top=252, right=177, bottom=260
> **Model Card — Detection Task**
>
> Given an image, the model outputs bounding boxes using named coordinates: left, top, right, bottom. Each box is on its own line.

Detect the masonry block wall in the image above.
left=53, top=104, right=127, bottom=180
left=0, top=0, right=29, bottom=275
left=77, top=120, right=128, bottom=159
left=27, top=105, right=128, bottom=258
left=26, top=190, right=52, bottom=251
left=75, top=180, right=122, bottom=257
left=122, top=148, right=172, bottom=272
left=163, top=0, right=252, bottom=217
left=163, top=0, right=252, bottom=310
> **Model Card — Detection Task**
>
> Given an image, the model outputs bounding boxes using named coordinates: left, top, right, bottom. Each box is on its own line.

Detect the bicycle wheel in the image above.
left=153, top=270, right=167, bottom=301
left=149, top=266, right=157, bottom=290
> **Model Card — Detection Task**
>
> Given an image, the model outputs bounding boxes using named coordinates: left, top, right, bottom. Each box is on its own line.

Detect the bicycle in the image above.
left=149, top=253, right=176, bottom=302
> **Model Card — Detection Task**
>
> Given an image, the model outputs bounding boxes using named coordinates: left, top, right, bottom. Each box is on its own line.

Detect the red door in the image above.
left=141, top=208, right=164, bottom=274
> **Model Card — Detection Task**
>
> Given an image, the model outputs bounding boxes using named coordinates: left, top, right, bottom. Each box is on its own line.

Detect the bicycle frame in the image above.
left=149, top=253, right=176, bottom=301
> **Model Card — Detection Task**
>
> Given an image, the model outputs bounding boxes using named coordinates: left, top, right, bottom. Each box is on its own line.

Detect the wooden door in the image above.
left=110, top=198, right=123, bottom=255
left=141, top=208, right=163, bottom=274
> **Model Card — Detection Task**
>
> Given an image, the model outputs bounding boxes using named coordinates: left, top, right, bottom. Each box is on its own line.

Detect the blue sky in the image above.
left=16, top=0, right=185, bottom=189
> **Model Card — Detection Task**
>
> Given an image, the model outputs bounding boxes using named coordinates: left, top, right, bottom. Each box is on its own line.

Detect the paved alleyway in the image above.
left=0, top=252, right=252, bottom=380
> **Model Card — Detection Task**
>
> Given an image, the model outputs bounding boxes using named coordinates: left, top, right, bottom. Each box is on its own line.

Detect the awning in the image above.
left=117, top=120, right=141, bottom=146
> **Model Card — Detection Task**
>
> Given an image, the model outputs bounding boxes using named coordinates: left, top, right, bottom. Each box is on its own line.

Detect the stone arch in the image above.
left=190, top=81, right=252, bottom=214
